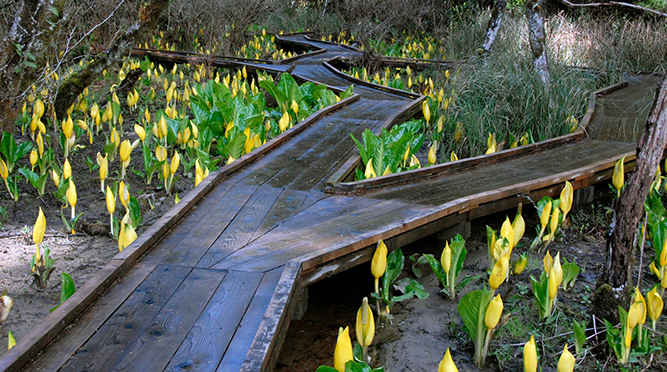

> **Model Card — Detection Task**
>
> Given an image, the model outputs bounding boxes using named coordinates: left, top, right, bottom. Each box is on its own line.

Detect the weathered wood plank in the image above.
left=196, top=185, right=285, bottom=268
left=18, top=259, right=160, bottom=371
left=164, top=270, right=263, bottom=372
left=59, top=265, right=192, bottom=372
left=112, top=268, right=226, bottom=372
left=241, top=262, right=301, bottom=372
left=160, top=183, right=259, bottom=267
left=248, top=188, right=310, bottom=243
left=215, top=268, right=283, bottom=372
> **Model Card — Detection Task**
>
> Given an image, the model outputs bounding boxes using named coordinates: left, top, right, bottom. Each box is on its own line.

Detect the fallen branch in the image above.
left=559, top=0, right=667, bottom=18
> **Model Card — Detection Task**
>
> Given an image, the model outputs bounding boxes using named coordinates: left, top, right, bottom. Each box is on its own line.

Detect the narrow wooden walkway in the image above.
left=0, top=35, right=660, bottom=372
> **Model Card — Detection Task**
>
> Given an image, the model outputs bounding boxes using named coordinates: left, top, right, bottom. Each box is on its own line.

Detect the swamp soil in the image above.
left=0, top=130, right=194, bottom=358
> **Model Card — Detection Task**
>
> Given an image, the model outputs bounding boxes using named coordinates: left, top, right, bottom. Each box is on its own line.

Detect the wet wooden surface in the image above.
left=1, top=34, right=660, bottom=372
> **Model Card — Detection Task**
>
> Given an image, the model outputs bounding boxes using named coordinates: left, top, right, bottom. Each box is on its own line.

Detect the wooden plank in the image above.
left=160, top=183, right=259, bottom=267
left=211, top=196, right=386, bottom=270
left=249, top=188, right=310, bottom=243
left=164, top=271, right=263, bottom=372
left=59, top=265, right=192, bottom=372
left=112, top=268, right=226, bottom=372
left=241, top=262, right=301, bottom=372
left=196, top=185, right=284, bottom=268
left=23, top=259, right=162, bottom=371
left=215, top=268, right=283, bottom=372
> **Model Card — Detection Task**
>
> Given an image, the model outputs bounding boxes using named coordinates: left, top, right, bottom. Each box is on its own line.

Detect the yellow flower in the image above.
left=552, top=252, right=563, bottom=288
left=557, top=344, right=575, bottom=372
left=489, top=255, right=508, bottom=290
left=62, top=116, right=74, bottom=139
left=364, top=159, right=377, bottom=179
left=422, top=100, right=431, bottom=124
left=29, top=149, right=38, bottom=168
left=155, top=145, right=167, bottom=162
left=628, top=287, right=646, bottom=328
left=333, top=326, right=353, bottom=372
left=549, top=208, right=560, bottom=237
left=34, top=99, right=45, bottom=118
left=514, top=254, right=528, bottom=275
left=279, top=111, right=290, bottom=132
left=450, top=152, right=458, bottom=162
left=355, top=297, right=375, bottom=347
left=523, top=335, right=538, bottom=372
left=543, top=251, right=553, bottom=275
left=63, top=158, right=72, bottom=180
left=36, top=133, right=44, bottom=156
left=548, top=266, right=559, bottom=300
left=66, top=179, right=77, bottom=208
left=134, top=124, right=146, bottom=142
left=110, top=127, right=120, bottom=150
left=98, top=153, right=108, bottom=183
left=118, top=219, right=138, bottom=252
left=441, top=242, right=451, bottom=275
left=661, top=239, right=667, bottom=267
left=438, top=348, right=458, bottom=372
left=7, top=331, right=16, bottom=350
left=106, top=186, right=116, bottom=215
left=371, top=240, right=388, bottom=279
left=120, top=139, right=132, bottom=163
left=50, top=170, right=60, bottom=187
left=428, top=143, right=437, bottom=165
left=170, top=152, right=180, bottom=175
left=291, top=100, right=299, bottom=115
left=500, top=217, right=514, bottom=250
left=540, top=200, right=552, bottom=232
left=648, top=286, right=663, bottom=328
left=119, top=181, right=130, bottom=210
left=560, top=181, right=573, bottom=219
left=512, top=205, right=525, bottom=248
left=33, top=207, right=46, bottom=264
left=650, top=261, right=661, bottom=279
left=485, top=294, right=503, bottom=329
left=612, top=156, right=625, bottom=195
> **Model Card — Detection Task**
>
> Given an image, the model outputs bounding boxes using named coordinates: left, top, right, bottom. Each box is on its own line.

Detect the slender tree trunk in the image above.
left=0, top=0, right=65, bottom=133
left=604, top=77, right=667, bottom=289
left=481, top=0, right=508, bottom=55
left=53, top=0, right=169, bottom=119
left=525, top=0, right=550, bottom=90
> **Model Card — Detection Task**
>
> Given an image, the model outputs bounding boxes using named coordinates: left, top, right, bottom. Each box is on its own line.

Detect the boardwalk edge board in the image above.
left=299, top=149, right=637, bottom=279
left=240, top=262, right=302, bottom=372
left=0, top=92, right=359, bottom=372
left=324, top=79, right=632, bottom=194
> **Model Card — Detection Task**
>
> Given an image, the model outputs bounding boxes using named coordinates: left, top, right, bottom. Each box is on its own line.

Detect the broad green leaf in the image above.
left=458, top=289, right=492, bottom=341
left=421, top=254, right=447, bottom=287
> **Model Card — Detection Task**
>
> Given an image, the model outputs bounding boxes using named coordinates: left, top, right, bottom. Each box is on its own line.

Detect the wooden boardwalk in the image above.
left=0, top=34, right=660, bottom=372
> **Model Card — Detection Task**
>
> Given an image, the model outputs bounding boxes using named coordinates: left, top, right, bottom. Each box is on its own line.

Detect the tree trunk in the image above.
left=604, top=77, right=667, bottom=289
left=0, top=0, right=65, bottom=133
left=525, top=0, right=550, bottom=90
left=481, top=0, right=508, bottom=55
left=53, top=0, right=169, bottom=119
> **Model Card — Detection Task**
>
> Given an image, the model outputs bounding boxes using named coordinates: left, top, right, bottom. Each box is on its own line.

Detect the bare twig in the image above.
left=559, top=0, right=667, bottom=18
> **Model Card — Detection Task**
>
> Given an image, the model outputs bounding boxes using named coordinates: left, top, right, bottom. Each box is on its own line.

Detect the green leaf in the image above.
left=458, top=289, right=492, bottom=341
left=573, top=319, right=586, bottom=355
left=562, top=259, right=580, bottom=290
left=381, top=248, right=405, bottom=301
left=345, top=360, right=372, bottom=372
left=340, top=85, right=354, bottom=99
left=421, top=254, right=447, bottom=287
left=221, top=133, right=246, bottom=159
left=315, top=366, right=339, bottom=372
left=450, top=234, right=467, bottom=279
left=530, top=274, right=549, bottom=318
